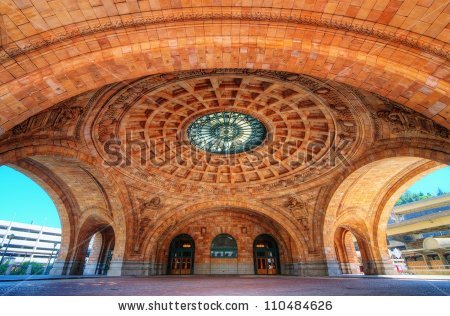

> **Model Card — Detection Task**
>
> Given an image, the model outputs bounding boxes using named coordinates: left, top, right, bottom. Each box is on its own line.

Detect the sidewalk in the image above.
left=337, top=274, right=450, bottom=281
left=0, top=274, right=107, bottom=282
left=1, top=273, right=449, bottom=282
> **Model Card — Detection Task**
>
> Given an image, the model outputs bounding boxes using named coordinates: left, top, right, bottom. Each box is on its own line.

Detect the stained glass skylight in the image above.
left=187, top=112, right=267, bottom=154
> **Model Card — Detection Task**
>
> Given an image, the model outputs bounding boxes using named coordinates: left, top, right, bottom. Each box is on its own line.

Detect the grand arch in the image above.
left=0, top=146, right=129, bottom=275
left=145, top=206, right=303, bottom=276
left=140, top=200, right=308, bottom=275
left=0, top=3, right=448, bottom=131
left=0, top=3, right=448, bottom=276
left=321, top=144, right=449, bottom=275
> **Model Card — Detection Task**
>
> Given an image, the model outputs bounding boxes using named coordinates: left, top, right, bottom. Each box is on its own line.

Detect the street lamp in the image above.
left=0, top=234, right=15, bottom=265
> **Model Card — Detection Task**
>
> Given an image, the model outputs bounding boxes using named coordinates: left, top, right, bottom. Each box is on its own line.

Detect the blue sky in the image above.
left=405, top=166, right=450, bottom=194
left=0, top=165, right=449, bottom=229
left=0, top=166, right=60, bottom=228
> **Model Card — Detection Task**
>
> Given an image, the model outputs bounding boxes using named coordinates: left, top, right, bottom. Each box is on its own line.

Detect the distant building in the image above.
left=0, top=220, right=61, bottom=265
left=387, top=194, right=450, bottom=274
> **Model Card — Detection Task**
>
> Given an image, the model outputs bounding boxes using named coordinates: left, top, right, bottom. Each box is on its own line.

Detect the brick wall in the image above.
left=157, top=210, right=292, bottom=275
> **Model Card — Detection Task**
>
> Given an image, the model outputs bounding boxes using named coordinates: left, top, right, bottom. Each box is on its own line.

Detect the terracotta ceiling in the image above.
left=0, top=1, right=448, bottom=133
left=2, top=68, right=447, bottom=196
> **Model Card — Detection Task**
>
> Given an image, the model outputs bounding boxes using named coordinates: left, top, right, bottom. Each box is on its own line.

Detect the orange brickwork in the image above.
left=0, top=3, right=448, bottom=276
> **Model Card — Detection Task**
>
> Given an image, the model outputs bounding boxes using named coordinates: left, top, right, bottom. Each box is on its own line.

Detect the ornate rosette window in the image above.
left=187, top=112, right=267, bottom=154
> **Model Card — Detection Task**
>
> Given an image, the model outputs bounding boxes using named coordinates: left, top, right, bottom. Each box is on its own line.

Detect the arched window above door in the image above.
left=210, top=234, right=237, bottom=258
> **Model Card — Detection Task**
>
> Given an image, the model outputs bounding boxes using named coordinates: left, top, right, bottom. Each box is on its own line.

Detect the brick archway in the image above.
left=0, top=3, right=448, bottom=279
left=6, top=160, right=77, bottom=275
left=0, top=14, right=448, bottom=131
left=154, top=210, right=294, bottom=275
left=70, top=213, right=116, bottom=276
left=334, top=227, right=366, bottom=275
left=0, top=145, right=130, bottom=276
left=322, top=141, right=449, bottom=275
left=135, top=201, right=308, bottom=276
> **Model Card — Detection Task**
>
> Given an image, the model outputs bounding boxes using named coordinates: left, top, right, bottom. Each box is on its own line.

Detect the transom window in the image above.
left=187, top=112, right=267, bottom=154
left=210, top=234, right=238, bottom=258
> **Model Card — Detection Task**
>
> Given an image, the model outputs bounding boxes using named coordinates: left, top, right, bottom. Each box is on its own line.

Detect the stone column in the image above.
left=120, top=260, right=153, bottom=276
left=298, top=260, right=336, bottom=277
left=67, top=260, right=86, bottom=275
left=363, top=259, right=398, bottom=275
left=49, top=260, right=68, bottom=275
left=327, top=260, right=343, bottom=276
left=106, top=260, right=123, bottom=276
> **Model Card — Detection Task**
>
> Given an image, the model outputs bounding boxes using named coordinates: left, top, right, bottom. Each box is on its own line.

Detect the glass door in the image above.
left=254, top=234, right=280, bottom=275
left=169, top=234, right=195, bottom=275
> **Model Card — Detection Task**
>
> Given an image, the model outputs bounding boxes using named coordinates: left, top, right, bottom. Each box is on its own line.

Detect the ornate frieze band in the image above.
left=0, top=11, right=448, bottom=64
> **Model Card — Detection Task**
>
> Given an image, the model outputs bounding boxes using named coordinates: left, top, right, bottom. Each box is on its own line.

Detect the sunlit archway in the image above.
left=0, top=166, right=61, bottom=275
left=323, top=153, right=448, bottom=276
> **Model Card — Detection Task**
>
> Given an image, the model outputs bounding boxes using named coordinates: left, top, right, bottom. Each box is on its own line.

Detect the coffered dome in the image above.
left=92, top=69, right=368, bottom=195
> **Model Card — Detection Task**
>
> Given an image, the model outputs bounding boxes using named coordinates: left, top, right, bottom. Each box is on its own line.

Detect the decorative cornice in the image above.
left=372, top=94, right=448, bottom=139
left=346, top=86, right=449, bottom=139
left=6, top=99, right=83, bottom=137
left=0, top=12, right=448, bottom=64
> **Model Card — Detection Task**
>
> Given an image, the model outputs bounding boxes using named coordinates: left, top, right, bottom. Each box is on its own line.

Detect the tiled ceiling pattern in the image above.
left=93, top=70, right=361, bottom=189
left=1, top=1, right=448, bottom=43
left=0, top=1, right=448, bottom=132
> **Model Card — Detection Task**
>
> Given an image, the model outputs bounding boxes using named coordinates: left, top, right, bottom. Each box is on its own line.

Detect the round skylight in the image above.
left=187, top=112, right=267, bottom=154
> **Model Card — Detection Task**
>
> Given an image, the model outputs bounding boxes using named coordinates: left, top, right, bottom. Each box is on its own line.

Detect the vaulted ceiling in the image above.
left=0, top=1, right=449, bottom=133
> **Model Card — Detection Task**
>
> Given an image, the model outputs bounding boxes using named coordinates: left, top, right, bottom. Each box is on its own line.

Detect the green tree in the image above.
left=0, top=260, right=10, bottom=275
left=395, top=189, right=447, bottom=206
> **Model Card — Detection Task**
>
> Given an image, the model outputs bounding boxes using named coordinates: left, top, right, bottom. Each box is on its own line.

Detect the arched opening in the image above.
left=211, top=234, right=238, bottom=258
left=147, top=205, right=303, bottom=277
left=210, top=234, right=238, bottom=275
left=253, top=234, right=280, bottom=275
left=323, top=153, right=448, bottom=276
left=168, top=234, right=195, bottom=275
left=0, top=165, right=61, bottom=276
left=0, top=148, right=128, bottom=276
left=84, top=233, right=103, bottom=274
left=83, top=229, right=115, bottom=276
left=70, top=215, right=116, bottom=276
left=334, top=228, right=367, bottom=275
left=387, top=167, right=450, bottom=275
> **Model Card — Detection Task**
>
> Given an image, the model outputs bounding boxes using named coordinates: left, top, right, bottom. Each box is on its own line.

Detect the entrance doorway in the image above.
left=168, top=234, right=195, bottom=275
left=254, top=234, right=280, bottom=275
